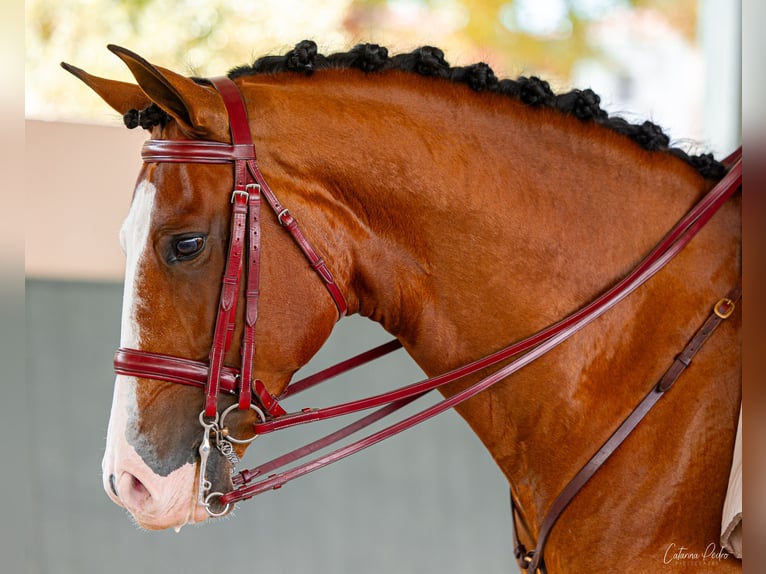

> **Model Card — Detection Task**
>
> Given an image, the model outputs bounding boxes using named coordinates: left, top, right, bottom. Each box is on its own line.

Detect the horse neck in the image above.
left=246, top=71, right=716, bottom=344
left=246, top=72, right=740, bottom=547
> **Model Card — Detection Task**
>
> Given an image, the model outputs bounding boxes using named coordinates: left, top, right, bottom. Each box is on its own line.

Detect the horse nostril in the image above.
left=109, top=474, right=119, bottom=497
left=113, top=471, right=152, bottom=511
left=128, top=474, right=149, bottom=499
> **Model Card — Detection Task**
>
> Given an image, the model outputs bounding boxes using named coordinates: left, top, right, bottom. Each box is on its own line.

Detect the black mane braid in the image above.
left=125, top=39, right=725, bottom=180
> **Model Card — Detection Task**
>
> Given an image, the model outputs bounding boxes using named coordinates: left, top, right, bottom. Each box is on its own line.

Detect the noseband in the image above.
left=112, top=75, right=742, bottom=572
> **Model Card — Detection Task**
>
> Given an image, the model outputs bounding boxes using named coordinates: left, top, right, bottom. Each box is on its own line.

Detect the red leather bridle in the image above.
left=113, top=76, right=742, bottom=572
left=118, top=76, right=348, bottom=422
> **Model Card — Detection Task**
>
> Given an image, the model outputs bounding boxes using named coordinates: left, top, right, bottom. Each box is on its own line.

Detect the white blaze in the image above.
left=105, top=179, right=157, bottom=475
left=119, top=179, right=156, bottom=349
left=102, top=180, right=204, bottom=530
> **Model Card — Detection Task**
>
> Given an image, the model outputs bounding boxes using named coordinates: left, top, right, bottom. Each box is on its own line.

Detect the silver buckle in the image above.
left=277, top=208, right=291, bottom=226
left=231, top=189, right=249, bottom=203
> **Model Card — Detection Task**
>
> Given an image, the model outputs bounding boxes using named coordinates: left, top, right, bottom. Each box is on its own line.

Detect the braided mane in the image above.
left=126, top=40, right=725, bottom=180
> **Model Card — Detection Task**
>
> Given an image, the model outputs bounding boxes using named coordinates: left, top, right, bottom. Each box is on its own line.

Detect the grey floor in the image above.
left=20, top=279, right=513, bottom=574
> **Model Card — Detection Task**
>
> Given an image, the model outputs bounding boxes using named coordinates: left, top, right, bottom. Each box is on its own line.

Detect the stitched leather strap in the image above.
left=141, top=140, right=249, bottom=163
left=115, top=347, right=240, bottom=390
left=239, top=188, right=261, bottom=410
left=204, top=189, right=248, bottom=417
left=202, top=76, right=259, bottom=418
left=114, top=342, right=400, bottom=405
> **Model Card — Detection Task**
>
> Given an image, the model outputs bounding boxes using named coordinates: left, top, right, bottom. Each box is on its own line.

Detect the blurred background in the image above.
left=28, top=0, right=740, bottom=155
left=17, top=1, right=746, bottom=574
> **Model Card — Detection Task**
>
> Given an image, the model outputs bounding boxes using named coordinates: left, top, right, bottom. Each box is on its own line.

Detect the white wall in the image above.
left=25, top=120, right=145, bottom=281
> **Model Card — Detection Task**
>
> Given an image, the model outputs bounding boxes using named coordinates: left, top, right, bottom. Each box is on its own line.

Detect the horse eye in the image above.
left=171, top=235, right=206, bottom=262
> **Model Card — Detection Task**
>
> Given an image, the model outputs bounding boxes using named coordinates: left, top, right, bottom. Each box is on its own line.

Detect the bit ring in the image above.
left=203, top=492, right=231, bottom=517
left=219, top=403, right=266, bottom=444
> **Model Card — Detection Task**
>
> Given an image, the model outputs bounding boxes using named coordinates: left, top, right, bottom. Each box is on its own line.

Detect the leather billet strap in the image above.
left=239, top=187, right=261, bottom=410
left=202, top=181, right=249, bottom=417
left=513, top=282, right=741, bottom=574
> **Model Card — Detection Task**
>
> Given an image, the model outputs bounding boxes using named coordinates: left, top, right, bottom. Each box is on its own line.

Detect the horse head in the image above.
left=63, top=47, right=344, bottom=530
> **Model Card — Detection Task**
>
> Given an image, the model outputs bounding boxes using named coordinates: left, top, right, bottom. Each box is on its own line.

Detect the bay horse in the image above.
left=62, top=41, right=741, bottom=572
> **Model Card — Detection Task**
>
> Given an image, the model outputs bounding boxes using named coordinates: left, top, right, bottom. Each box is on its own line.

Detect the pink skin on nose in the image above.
left=102, top=375, right=210, bottom=530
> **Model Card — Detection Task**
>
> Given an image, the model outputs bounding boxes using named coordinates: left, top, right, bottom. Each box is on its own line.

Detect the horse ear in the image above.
left=106, top=45, right=227, bottom=138
left=60, top=62, right=151, bottom=115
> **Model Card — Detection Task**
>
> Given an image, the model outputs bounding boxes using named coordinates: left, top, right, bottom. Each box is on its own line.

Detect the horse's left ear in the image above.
left=61, top=62, right=151, bottom=115
left=107, top=45, right=227, bottom=138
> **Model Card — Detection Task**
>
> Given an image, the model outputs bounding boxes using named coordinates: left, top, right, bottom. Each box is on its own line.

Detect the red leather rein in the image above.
left=113, top=76, right=742, bottom=537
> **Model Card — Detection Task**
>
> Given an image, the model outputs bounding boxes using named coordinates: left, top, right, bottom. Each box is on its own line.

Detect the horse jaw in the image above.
left=101, top=179, right=211, bottom=530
